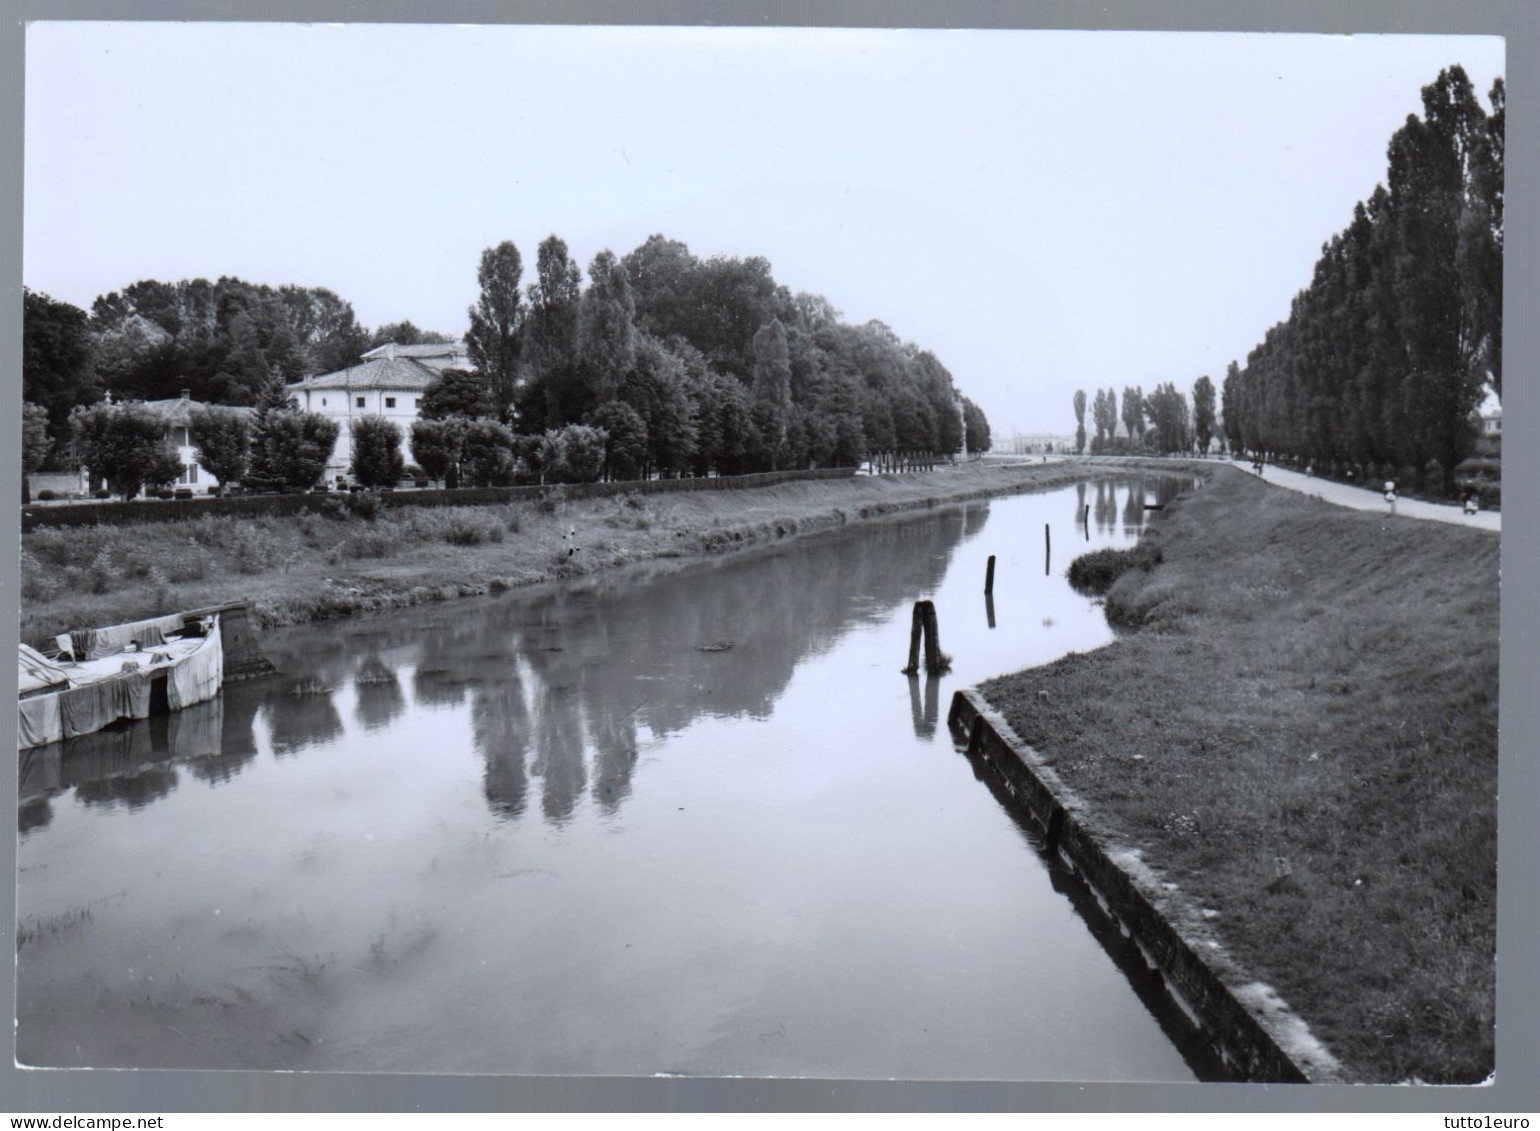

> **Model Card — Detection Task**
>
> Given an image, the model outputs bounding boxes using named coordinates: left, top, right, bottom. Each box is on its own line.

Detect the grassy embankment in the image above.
left=21, top=461, right=1094, bottom=643
left=980, top=466, right=1497, bottom=1084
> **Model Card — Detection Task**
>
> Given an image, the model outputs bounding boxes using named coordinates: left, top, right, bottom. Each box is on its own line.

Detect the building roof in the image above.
left=361, top=340, right=468, bottom=361
left=135, top=397, right=256, bottom=427
left=290, top=356, right=444, bottom=392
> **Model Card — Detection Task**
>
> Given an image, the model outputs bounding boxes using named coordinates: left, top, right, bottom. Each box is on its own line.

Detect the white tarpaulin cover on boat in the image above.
left=19, top=644, right=70, bottom=697
left=167, top=619, right=222, bottom=710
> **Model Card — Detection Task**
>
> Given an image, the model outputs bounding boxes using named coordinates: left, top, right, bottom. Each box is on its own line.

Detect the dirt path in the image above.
left=1234, top=460, right=1500, bottom=532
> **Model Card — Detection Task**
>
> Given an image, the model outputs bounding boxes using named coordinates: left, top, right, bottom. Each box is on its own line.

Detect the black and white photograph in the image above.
left=9, top=11, right=1522, bottom=1106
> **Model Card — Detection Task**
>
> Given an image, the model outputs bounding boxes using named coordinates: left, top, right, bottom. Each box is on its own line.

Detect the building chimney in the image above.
left=180, top=389, right=190, bottom=401
left=386, top=342, right=396, bottom=360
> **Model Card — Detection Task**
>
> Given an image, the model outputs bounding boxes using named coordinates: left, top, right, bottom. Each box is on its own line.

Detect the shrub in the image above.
left=189, top=406, right=252, bottom=489
left=20, top=551, right=62, bottom=603
left=344, top=528, right=397, bottom=559
left=342, top=491, right=383, bottom=521
left=441, top=511, right=508, bottom=546
left=540, top=424, right=608, bottom=484
left=461, top=420, right=517, bottom=488
left=351, top=415, right=406, bottom=489
left=70, top=402, right=184, bottom=500
left=227, top=524, right=279, bottom=574
left=1067, top=542, right=1163, bottom=595
left=37, top=490, right=58, bottom=501
left=165, top=539, right=212, bottom=582
left=88, top=548, right=118, bottom=594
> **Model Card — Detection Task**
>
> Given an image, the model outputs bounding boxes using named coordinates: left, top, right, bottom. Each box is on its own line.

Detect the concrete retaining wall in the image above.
left=948, top=687, right=1343, bottom=1084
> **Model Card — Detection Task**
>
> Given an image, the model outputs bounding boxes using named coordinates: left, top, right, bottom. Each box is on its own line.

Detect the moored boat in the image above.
left=19, top=611, right=228, bottom=750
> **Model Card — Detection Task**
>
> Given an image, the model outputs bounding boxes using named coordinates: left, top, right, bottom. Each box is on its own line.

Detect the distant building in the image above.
left=1477, top=388, right=1501, bottom=437
left=136, top=394, right=257, bottom=490
left=288, top=341, right=471, bottom=478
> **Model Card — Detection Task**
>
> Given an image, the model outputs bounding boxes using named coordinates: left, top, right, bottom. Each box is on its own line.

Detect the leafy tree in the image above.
left=24, top=289, right=101, bottom=455
left=624, top=335, right=698, bottom=476
left=1192, top=375, right=1216, bottom=454
left=1221, top=362, right=1244, bottom=455
left=461, top=419, right=517, bottom=487
left=1090, top=389, right=1108, bottom=446
left=69, top=402, right=183, bottom=500
left=189, top=406, right=252, bottom=489
left=261, top=413, right=340, bottom=492
left=1145, top=382, right=1191, bottom=453
left=1073, top=389, right=1087, bottom=454
left=368, top=320, right=453, bottom=349
left=1122, top=386, right=1146, bottom=447
left=246, top=373, right=337, bottom=491
left=22, top=402, right=53, bottom=476
left=466, top=241, right=524, bottom=416
left=244, top=373, right=298, bottom=491
left=410, top=419, right=466, bottom=487
left=592, top=400, right=648, bottom=480
left=963, top=397, right=991, bottom=454
left=519, top=235, right=585, bottom=432
left=350, top=415, right=405, bottom=489
left=578, top=250, right=637, bottom=405
left=420, top=368, right=495, bottom=420
left=540, top=424, right=608, bottom=484
left=750, top=318, right=793, bottom=463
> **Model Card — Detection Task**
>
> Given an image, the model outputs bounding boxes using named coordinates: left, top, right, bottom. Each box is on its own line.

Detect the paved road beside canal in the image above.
left=1236, top=460, right=1501, bottom=532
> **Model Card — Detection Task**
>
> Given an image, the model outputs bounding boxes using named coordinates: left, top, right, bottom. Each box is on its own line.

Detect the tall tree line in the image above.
left=24, top=237, right=988, bottom=479
left=458, top=232, right=979, bottom=478
left=1221, top=66, right=1503, bottom=492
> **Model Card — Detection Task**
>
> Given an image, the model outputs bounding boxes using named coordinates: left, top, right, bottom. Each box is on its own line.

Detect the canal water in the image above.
left=17, top=473, right=1203, bottom=1079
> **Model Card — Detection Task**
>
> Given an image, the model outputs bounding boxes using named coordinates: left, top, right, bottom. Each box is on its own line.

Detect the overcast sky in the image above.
left=24, top=23, right=1504, bottom=438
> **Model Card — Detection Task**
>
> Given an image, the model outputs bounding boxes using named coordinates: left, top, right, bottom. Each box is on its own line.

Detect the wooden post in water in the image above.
left=1045, top=522, right=1052, bottom=577
left=920, top=600, right=944, bottom=675
left=902, top=600, right=949, bottom=675
left=1083, top=505, right=1090, bottom=542
left=985, top=592, right=996, bottom=630
left=984, top=555, right=996, bottom=596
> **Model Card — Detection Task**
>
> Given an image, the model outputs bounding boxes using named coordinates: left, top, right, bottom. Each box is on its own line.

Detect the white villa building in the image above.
left=138, top=394, right=257, bottom=490
left=288, top=341, right=471, bottom=479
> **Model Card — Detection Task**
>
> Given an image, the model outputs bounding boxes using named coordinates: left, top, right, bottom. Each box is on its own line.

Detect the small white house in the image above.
left=137, top=394, right=256, bottom=491
left=288, top=341, right=471, bottom=478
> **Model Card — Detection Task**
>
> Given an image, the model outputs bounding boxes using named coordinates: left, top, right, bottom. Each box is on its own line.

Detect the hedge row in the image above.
left=21, top=467, right=860, bottom=531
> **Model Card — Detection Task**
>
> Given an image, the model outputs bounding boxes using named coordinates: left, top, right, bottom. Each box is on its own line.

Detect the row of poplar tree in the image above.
left=1070, top=381, right=1217, bottom=456
left=23, top=234, right=992, bottom=488
left=1220, top=66, right=1504, bottom=493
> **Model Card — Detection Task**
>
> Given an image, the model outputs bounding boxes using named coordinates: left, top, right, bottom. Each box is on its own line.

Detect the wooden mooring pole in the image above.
left=984, top=555, right=996, bottom=595
left=902, top=599, right=949, bottom=675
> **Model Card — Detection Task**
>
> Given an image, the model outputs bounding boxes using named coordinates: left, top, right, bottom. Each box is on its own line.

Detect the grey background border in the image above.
left=3, top=0, right=1534, bottom=1115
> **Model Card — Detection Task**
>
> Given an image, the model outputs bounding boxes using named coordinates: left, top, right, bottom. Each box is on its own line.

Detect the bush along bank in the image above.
left=974, top=466, right=1497, bottom=1083
left=20, top=460, right=1111, bottom=644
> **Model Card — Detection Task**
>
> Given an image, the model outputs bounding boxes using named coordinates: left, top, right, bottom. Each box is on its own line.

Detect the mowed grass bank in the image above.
left=21, top=461, right=1096, bottom=643
left=980, top=467, right=1498, bottom=1083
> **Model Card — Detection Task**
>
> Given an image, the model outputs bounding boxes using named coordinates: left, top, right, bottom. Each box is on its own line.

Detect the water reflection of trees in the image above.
left=353, top=657, right=406, bottom=733
left=20, top=498, right=983, bottom=827
left=1076, top=476, right=1197, bottom=539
